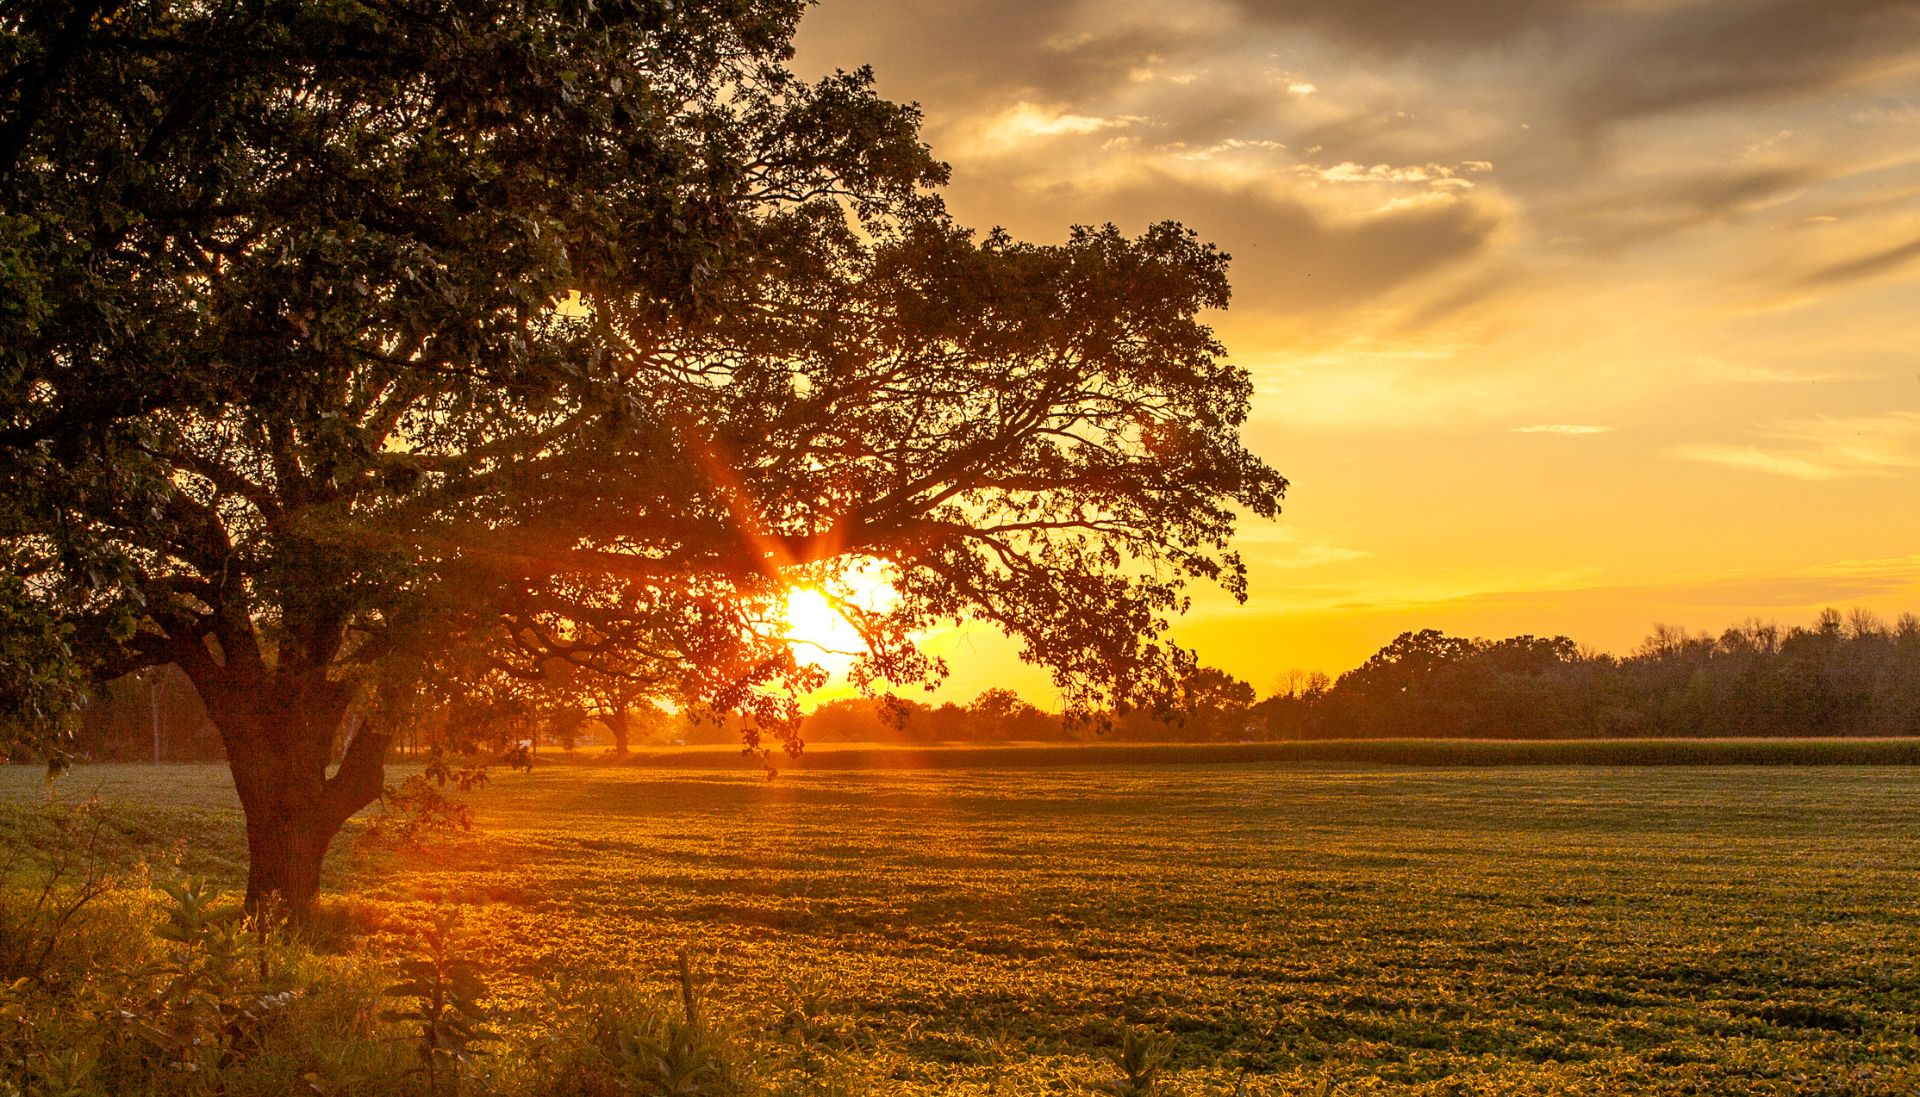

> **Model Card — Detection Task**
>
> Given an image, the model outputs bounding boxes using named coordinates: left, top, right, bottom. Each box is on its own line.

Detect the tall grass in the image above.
left=0, top=797, right=995, bottom=1097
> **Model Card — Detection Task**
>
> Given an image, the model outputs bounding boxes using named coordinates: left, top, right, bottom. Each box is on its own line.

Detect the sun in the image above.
left=780, top=559, right=901, bottom=679
left=783, top=587, right=866, bottom=671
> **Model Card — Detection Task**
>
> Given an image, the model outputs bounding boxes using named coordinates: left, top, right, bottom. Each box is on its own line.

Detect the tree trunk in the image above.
left=608, top=709, right=631, bottom=756
left=185, top=663, right=391, bottom=922
left=240, top=791, right=333, bottom=916
left=227, top=717, right=390, bottom=921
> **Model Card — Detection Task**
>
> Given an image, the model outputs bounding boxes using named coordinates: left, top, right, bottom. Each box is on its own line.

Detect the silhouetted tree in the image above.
left=965, top=688, right=1055, bottom=741
left=1, top=0, right=1284, bottom=917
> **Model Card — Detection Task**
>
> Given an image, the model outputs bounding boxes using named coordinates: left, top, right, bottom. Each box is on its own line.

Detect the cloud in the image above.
left=1451, top=569, right=1920, bottom=614
left=1799, top=234, right=1920, bottom=286
left=1691, top=359, right=1864, bottom=385
left=1319, top=554, right=1920, bottom=616
left=1229, top=0, right=1578, bottom=51
left=1549, top=162, right=1827, bottom=248
left=973, top=102, right=1144, bottom=150
left=1670, top=445, right=1870, bottom=480
left=1563, top=0, right=1920, bottom=131
left=1673, top=412, right=1920, bottom=479
left=1299, top=160, right=1488, bottom=188
left=1188, top=181, right=1506, bottom=313
left=1247, top=339, right=1532, bottom=429
left=1513, top=424, right=1610, bottom=435
left=1229, top=526, right=1374, bottom=570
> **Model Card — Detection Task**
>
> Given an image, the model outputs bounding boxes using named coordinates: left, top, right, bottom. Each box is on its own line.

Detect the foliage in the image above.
left=0, top=555, right=87, bottom=762
left=113, top=879, right=300, bottom=1089
left=0, top=840, right=416, bottom=1096
left=538, top=953, right=751, bottom=1097
left=0, top=794, right=122, bottom=986
left=356, top=749, right=520, bottom=855
left=596, top=738, right=1920, bottom=769
left=1101, top=1027, right=1173, bottom=1096
left=381, top=909, right=495, bottom=1095
left=57, top=604, right=1920, bottom=762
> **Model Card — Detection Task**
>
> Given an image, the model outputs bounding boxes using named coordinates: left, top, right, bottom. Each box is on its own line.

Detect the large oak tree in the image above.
left=1, top=0, right=1287, bottom=917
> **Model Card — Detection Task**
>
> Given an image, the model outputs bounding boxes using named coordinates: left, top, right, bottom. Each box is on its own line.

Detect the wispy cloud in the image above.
left=1228, top=526, right=1373, bottom=570
left=1297, top=160, right=1490, bottom=190
left=1691, top=358, right=1863, bottom=385
left=1303, top=553, right=1920, bottom=617
left=1513, top=424, right=1611, bottom=435
left=972, top=102, right=1144, bottom=150
left=1799, top=234, right=1920, bottom=286
left=1673, top=411, right=1920, bottom=479
left=1672, top=445, right=1857, bottom=480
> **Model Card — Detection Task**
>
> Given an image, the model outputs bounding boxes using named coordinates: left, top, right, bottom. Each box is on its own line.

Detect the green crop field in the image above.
left=8, top=756, right=1920, bottom=1094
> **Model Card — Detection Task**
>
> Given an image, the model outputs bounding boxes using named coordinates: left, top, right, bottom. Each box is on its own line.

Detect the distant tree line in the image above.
left=1258, top=608, right=1920, bottom=740
left=55, top=609, right=1920, bottom=755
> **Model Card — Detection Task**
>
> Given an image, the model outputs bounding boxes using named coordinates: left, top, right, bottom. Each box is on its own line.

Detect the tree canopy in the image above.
left=0, top=0, right=1285, bottom=914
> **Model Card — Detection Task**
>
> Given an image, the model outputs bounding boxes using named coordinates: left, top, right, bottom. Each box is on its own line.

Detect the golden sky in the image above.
left=790, top=0, right=1920, bottom=704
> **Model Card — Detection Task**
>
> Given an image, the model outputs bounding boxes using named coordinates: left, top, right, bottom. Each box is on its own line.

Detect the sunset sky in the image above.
left=791, top=0, right=1920, bottom=703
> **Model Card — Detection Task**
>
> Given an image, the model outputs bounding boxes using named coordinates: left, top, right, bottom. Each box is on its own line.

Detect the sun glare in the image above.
left=782, top=587, right=867, bottom=673
left=780, top=561, right=903, bottom=684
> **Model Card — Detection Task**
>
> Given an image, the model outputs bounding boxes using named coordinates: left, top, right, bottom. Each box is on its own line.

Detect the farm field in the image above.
left=606, top=737, right=1920, bottom=769
left=8, top=757, right=1920, bottom=1094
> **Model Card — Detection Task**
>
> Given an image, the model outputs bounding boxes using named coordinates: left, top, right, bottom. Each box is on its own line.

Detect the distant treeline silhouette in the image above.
left=60, top=608, right=1920, bottom=758
left=1257, top=608, right=1920, bottom=741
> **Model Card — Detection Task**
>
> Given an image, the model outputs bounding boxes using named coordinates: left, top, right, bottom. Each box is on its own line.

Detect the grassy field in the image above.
left=614, top=737, right=1920, bottom=769
left=8, top=757, right=1920, bottom=1094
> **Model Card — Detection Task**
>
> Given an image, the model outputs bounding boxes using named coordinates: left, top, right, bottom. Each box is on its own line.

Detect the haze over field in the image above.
left=794, top=0, right=1920, bottom=701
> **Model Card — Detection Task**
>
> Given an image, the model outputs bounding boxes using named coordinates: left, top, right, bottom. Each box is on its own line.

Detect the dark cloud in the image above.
left=796, top=0, right=1917, bottom=319
left=1564, top=0, right=1920, bottom=129
left=1290, top=111, right=1437, bottom=159
left=1232, top=0, right=1582, bottom=51
left=1550, top=163, right=1827, bottom=247
left=1800, top=235, right=1920, bottom=286
left=1088, top=176, right=1505, bottom=314
left=797, top=1, right=1197, bottom=110
left=1670, top=165, right=1826, bottom=214
left=796, top=0, right=1075, bottom=104
left=1230, top=0, right=1920, bottom=137
left=804, top=0, right=1920, bottom=168
left=1229, top=0, right=1920, bottom=129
